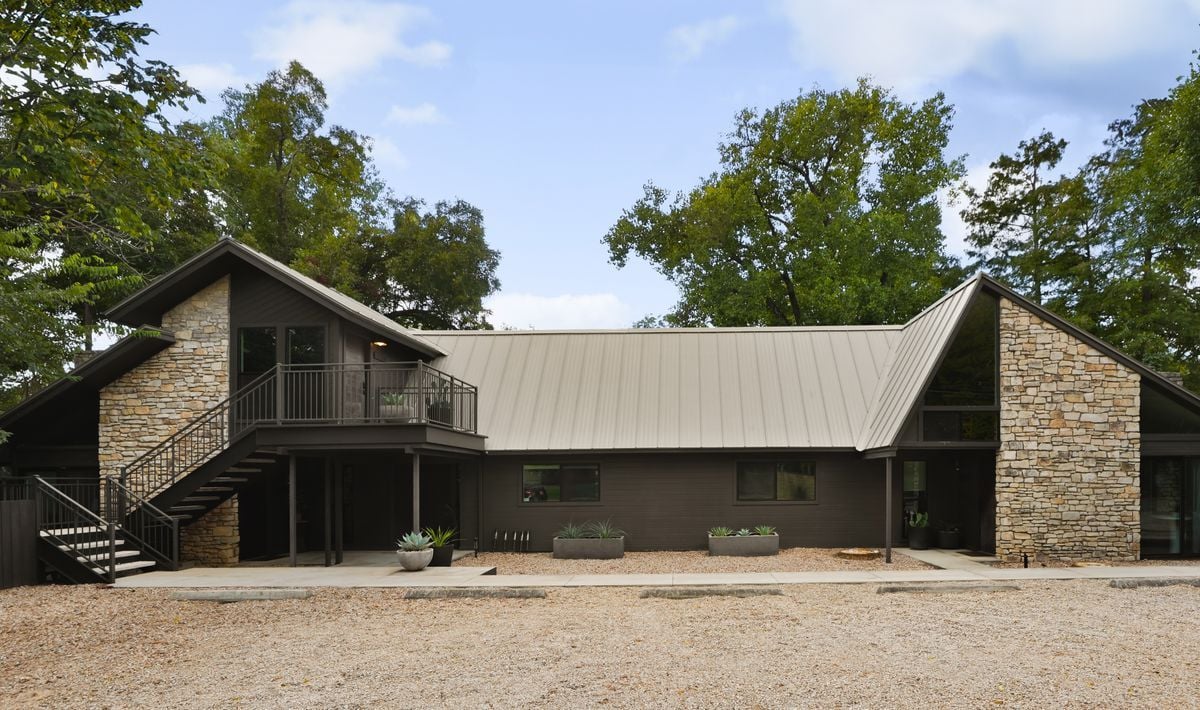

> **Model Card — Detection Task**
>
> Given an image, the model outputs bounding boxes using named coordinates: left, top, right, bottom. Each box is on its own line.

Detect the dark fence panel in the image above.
left=0, top=499, right=37, bottom=589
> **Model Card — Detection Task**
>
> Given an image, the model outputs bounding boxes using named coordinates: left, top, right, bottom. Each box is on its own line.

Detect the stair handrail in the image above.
left=104, top=477, right=180, bottom=571
left=33, top=476, right=117, bottom=583
left=120, top=365, right=279, bottom=501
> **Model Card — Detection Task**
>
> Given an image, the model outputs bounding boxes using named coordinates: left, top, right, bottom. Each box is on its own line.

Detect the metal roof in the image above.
left=423, top=326, right=902, bottom=451
left=855, top=276, right=982, bottom=451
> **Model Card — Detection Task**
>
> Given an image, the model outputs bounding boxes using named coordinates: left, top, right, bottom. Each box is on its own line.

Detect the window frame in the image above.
left=733, top=460, right=818, bottom=505
left=518, top=462, right=603, bottom=506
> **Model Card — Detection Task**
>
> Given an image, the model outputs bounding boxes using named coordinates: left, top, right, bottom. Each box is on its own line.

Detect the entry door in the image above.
left=1142, top=458, right=1200, bottom=557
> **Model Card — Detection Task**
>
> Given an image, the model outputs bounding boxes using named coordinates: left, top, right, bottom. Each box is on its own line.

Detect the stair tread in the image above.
left=92, top=559, right=155, bottom=575
left=169, top=505, right=207, bottom=511
left=82, top=549, right=140, bottom=562
left=58, top=539, right=124, bottom=551
left=224, top=467, right=261, bottom=473
left=197, top=486, right=234, bottom=493
left=241, top=458, right=276, bottom=464
left=182, top=496, right=221, bottom=502
left=212, top=477, right=248, bottom=484
left=42, top=526, right=105, bottom=537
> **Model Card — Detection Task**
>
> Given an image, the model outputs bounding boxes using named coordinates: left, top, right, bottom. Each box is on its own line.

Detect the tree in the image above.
left=204, top=61, right=380, bottom=264
left=605, top=80, right=965, bottom=327
left=312, top=198, right=501, bottom=330
left=961, top=132, right=1094, bottom=307
left=0, top=1, right=210, bottom=351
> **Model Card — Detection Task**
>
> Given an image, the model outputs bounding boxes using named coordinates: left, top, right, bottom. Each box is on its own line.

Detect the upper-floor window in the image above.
left=923, top=294, right=997, bottom=407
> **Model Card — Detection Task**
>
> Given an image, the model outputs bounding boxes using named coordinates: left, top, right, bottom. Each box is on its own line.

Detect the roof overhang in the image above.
left=105, top=239, right=444, bottom=358
left=0, top=328, right=176, bottom=433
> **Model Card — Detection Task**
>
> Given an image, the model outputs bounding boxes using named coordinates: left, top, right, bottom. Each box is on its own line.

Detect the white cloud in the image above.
left=485, top=292, right=634, bottom=329
left=387, top=102, right=443, bottom=125
left=774, top=0, right=1198, bottom=89
left=939, top=161, right=993, bottom=259
left=371, top=136, right=409, bottom=170
left=254, top=1, right=451, bottom=84
left=179, top=63, right=249, bottom=95
left=667, top=15, right=741, bottom=62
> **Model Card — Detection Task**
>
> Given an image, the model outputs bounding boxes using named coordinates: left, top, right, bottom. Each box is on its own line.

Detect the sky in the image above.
left=129, top=0, right=1200, bottom=329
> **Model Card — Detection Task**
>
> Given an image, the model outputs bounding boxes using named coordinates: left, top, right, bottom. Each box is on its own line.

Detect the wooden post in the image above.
left=334, top=458, right=344, bottom=565
left=288, top=453, right=297, bottom=567
left=323, top=457, right=332, bottom=567
left=885, top=456, right=893, bottom=564
left=412, top=451, right=421, bottom=533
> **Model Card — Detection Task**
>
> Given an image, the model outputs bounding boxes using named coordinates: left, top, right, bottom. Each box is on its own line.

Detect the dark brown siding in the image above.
left=482, top=452, right=886, bottom=551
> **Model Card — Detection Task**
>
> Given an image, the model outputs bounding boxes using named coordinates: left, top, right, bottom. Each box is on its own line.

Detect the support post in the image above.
left=412, top=451, right=421, bottom=533
left=288, top=453, right=297, bottom=567
left=885, top=456, right=894, bottom=564
left=323, top=457, right=332, bottom=567
left=334, top=458, right=344, bottom=565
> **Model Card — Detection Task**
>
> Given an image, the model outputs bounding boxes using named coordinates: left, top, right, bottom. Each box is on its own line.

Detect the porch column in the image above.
left=323, top=457, right=332, bottom=567
left=885, top=456, right=894, bottom=564
left=334, top=457, right=344, bottom=565
left=412, top=451, right=421, bottom=533
left=288, top=453, right=297, bottom=567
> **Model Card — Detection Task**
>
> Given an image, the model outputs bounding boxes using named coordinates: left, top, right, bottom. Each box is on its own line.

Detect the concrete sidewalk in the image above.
left=114, top=561, right=1200, bottom=589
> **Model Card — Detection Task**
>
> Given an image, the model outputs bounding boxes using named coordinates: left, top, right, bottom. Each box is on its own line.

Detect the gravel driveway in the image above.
left=2, top=581, right=1198, bottom=708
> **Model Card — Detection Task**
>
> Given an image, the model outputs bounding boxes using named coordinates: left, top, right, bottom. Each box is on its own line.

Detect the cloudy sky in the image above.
left=132, top=1, right=1200, bottom=328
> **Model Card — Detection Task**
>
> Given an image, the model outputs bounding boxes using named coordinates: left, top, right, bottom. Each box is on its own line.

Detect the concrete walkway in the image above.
left=114, top=557, right=1200, bottom=589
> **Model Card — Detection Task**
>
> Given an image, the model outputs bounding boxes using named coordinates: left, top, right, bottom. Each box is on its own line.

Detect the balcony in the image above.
left=234, top=361, right=478, bottom=434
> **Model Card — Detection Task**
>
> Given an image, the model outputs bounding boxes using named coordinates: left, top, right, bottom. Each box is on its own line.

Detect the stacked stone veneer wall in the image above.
left=181, top=498, right=239, bottom=566
left=996, top=298, right=1141, bottom=561
left=98, top=276, right=239, bottom=566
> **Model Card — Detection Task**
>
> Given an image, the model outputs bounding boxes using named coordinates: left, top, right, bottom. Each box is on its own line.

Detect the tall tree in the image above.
left=0, top=1, right=208, bottom=361
left=961, top=132, right=1091, bottom=306
left=205, top=61, right=380, bottom=264
left=605, top=80, right=965, bottom=327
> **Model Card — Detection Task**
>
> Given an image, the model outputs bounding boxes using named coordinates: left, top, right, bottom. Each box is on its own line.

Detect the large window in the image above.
left=736, top=461, right=816, bottom=502
left=287, top=326, right=326, bottom=365
left=923, top=294, right=997, bottom=406
left=522, top=464, right=600, bottom=503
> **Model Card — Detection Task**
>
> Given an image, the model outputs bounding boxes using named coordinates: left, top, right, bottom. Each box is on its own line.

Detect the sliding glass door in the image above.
left=1141, top=457, right=1200, bottom=557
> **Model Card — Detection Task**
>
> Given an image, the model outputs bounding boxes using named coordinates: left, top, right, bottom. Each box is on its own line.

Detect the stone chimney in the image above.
left=72, top=349, right=100, bottom=370
left=1157, top=371, right=1186, bottom=388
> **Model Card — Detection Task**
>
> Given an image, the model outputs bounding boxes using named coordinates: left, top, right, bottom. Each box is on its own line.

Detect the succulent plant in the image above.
left=397, top=531, right=432, bottom=551
left=423, top=526, right=456, bottom=547
left=556, top=521, right=590, bottom=539
left=735, top=528, right=752, bottom=537
left=754, top=525, right=777, bottom=536
left=709, top=526, right=733, bottom=537
left=586, top=519, right=625, bottom=539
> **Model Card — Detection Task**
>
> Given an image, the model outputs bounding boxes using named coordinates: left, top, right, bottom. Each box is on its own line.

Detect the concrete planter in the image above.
left=708, top=534, right=779, bottom=557
left=396, top=548, right=434, bottom=571
left=553, top=537, right=625, bottom=559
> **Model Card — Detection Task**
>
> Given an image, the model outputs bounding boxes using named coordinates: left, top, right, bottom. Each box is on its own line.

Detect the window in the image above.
left=736, top=461, right=816, bottom=502
left=923, top=294, right=998, bottom=406
left=522, top=464, right=600, bottom=503
left=238, top=327, right=277, bottom=375
left=287, top=326, right=325, bottom=365
left=923, top=410, right=999, bottom=441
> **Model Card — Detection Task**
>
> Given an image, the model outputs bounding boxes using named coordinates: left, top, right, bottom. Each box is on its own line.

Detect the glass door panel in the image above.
left=1141, top=457, right=1200, bottom=557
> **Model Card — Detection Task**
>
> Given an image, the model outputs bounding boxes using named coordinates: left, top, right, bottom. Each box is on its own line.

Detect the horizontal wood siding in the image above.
left=482, top=452, right=885, bottom=551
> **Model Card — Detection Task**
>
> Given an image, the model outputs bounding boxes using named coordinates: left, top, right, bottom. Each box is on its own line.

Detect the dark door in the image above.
left=1142, top=458, right=1200, bottom=557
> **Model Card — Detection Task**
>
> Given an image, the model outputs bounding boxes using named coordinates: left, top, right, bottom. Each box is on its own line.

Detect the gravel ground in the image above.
left=3, top=581, right=1199, bottom=708
left=471, top=547, right=933, bottom=574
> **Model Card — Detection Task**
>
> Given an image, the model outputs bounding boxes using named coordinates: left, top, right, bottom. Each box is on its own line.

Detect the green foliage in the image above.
left=423, top=526, right=456, bottom=547
left=753, top=525, right=777, bottom=536
left=735, top=528, right=752, bottom=537
left=908, top=512, right=930, bottom=529
left=556, top=521, right=589, bottom=539
left=708, top=526, right=733, bottom=537
left=586, top=519, right=624, bottom=539
left=397, top=531, right=432, bottom=551
left=606, top=79, right=965, bottom=327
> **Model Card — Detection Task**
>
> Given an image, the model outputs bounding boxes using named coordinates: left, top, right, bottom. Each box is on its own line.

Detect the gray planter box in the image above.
left=708, top=534, right=779, bottom=557
left=553, top=537, right=625, bottom=559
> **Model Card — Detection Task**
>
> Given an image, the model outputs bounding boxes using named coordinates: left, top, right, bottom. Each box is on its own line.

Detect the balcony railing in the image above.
left=252, top=361, right=478, bottom=433
left=122, top=361, right=477, bottom=500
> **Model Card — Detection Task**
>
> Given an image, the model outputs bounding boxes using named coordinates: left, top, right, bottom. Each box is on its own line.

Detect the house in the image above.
left=2, top=238, right=1199, bottom=582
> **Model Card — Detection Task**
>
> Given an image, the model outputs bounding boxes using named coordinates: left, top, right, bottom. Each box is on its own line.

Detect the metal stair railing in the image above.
left=33, top=476, right=117, bottom=583
left=105, top=477, right=179, bottom=571
left=120, top=366, right=279, bottom=501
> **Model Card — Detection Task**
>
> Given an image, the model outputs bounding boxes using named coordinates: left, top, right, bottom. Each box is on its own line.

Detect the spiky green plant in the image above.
left=556, top=521, right=590, bottom=539
left=754, top=525, right=777, bottom=536
left=423, top=526, right=457, bottom=547
left=586, top=519, right=625, bottom=539
left=709, top=526, right=733, bottom=537
left=397, top=531, right=432, bottom=551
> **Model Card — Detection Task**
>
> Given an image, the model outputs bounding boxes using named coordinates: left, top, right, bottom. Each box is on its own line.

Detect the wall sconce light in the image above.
left=371, top=340, right=388, bottom=347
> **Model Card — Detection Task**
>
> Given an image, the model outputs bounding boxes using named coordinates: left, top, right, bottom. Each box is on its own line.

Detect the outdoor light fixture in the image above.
left=371, top=340, right=387, bottom=347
